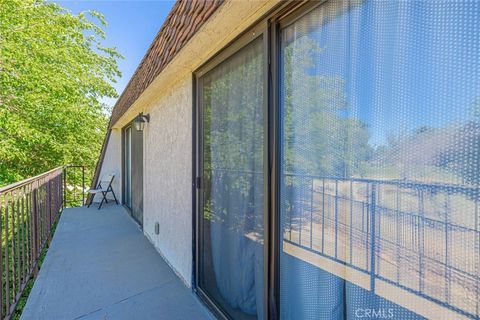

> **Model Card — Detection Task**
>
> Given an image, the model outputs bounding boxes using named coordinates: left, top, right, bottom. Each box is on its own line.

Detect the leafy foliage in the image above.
left=0, top=0, right=121, bottom=185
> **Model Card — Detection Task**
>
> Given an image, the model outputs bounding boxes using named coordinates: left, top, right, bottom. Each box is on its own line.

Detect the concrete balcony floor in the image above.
left=21, top=204, right=213, bottom=320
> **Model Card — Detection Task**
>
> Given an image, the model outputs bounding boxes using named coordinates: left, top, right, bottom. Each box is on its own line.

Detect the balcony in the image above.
left=0, top=166, right=478, bottom=319
left=0, top=167, right=212, bottom=320
left=21, top=203, right=212, bottom=320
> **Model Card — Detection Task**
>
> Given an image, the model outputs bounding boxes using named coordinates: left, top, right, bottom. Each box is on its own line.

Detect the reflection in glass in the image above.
left=200, top=37, right=264, bottom=320
left=279, top=1, right=479, bottom=319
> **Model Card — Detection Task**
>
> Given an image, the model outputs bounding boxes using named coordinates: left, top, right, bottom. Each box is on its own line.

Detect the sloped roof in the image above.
left=90, top=0, right=224, bottom=194
left=109, top=0, right=224, bottom=128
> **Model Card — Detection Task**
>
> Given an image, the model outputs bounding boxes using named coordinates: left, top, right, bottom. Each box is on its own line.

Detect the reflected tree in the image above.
left=282, top=35, right=371, bottom=178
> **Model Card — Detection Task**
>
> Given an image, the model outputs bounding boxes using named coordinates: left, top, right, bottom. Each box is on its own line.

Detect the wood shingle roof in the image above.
left=90, top=0, right=223, bottom=195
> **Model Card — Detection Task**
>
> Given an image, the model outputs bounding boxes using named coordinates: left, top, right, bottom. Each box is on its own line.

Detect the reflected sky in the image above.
left=308, top=0, right=479, bottom=147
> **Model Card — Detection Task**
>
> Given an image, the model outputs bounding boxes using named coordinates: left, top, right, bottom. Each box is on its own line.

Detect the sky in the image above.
left=54, top=0, right=479, bottom=149
left=56, top=0, right=175, bottom=110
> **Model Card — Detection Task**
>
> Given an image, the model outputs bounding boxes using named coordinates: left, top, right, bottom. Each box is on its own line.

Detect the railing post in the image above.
left=61, top=169, right=64, bottom=210
left=475, top=188, right=479, bottom=318
left=4, top=192, right=10, bottom=315
left=32, top=187, right=39, bottom=276
left=47, top=179, right=52, bottom=241
left=11, top=189, right=17, bottom=298
left=334, top=179, right=338, bottom=259
left=321, top=178, right=325, bottom=253
left=396, top=185, right=401, bottom=285
left=73, top=167, right=76, bottom=204
left=298, top=178, right=303, bottom=246
left=310, top=178, right=313, bottom=249
left=349, top=180, right=353, bottom=264
left=82, top=166, right=85, bottom=206
left=370, top=182, right=377, bottom=292
left=418, top=188, right=425, bottom=294
left=20, top=186, right=26, bottom=289
left=289, top=178, right=292, bottom=241
left=444, top=191, right=450, bottom=304
left=63, top=167, right=66, bottom=209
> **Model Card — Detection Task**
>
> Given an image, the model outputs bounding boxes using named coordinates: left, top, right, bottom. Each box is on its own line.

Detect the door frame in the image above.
left=122, top=124, right=132, bottom=210
left=122, top=121, right=144, bottom=227
left=194, top=21, right=268, bottom=320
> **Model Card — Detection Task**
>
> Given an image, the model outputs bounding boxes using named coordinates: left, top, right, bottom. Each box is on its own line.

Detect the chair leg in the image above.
left=111, top=189, right=119, bottom=205
left=97, top=198, right=104, bottom=210
left=98, top=192, right=107, bottom=210
left=87, top=194, right=95, bottom=208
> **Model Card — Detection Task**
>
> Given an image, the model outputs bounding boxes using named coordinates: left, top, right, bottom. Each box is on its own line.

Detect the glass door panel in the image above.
left=279, top=1, right=479, bottom=319
left=198, top=36, right=265, bottom=320
left=131, top=125, right=144, bottom=226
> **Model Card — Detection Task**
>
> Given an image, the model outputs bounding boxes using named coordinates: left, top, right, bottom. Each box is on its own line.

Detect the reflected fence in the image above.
left=283, top=173, right=479, bottom=319
left=0, top=165, right=86, bottom=320
left=207, top=168, right=479, bottom=318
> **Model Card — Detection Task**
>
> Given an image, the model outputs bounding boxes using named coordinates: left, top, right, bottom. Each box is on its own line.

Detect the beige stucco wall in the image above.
left=142, top=76, right=193, bottom=285
left=97, top=0, right=281, bottom=286
left=94, top=129, right=122, bottom=203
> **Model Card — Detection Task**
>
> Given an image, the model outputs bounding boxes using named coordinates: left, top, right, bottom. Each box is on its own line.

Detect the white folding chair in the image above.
left=87, top=175, right=118, bottom=209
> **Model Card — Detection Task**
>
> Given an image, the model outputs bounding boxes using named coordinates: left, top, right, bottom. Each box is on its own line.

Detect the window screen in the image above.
left=279, top=1, right=479, bottom=319
left=199, top=36, right=265, bottom=320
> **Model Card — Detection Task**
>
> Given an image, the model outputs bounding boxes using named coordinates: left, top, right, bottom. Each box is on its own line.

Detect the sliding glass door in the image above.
left=197, top=34, right=266, bottom=319
left=279, top=1, right=479, bottom=319
left=123, top=124, right=144, bottom=226
left=196, top=1, right=479, bottom=319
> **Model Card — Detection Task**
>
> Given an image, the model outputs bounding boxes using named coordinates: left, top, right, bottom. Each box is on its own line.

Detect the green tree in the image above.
left=0, top=0, right=121, bottom=185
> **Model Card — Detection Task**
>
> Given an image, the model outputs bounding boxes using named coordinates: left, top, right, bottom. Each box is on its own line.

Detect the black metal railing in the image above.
left=0, top=165, right=86, bottom=320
